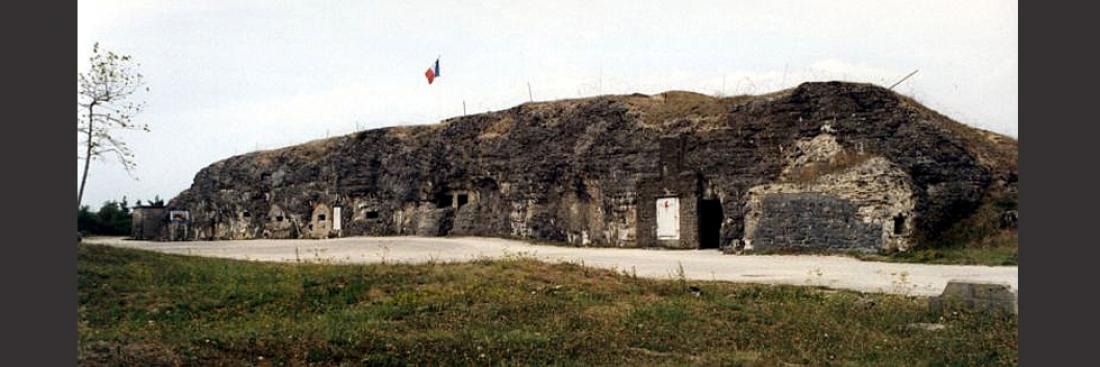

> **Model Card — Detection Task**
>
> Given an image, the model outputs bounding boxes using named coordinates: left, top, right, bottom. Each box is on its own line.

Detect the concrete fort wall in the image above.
left=130, top=207, right=166, bottom=240
left=159, top=82, right=1017, bottom=253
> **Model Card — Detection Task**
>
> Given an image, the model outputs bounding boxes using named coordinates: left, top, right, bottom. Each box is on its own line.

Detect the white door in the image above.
left=332, top=207, right=342, bottom=231
left=656, top=197, right=680, bottom=240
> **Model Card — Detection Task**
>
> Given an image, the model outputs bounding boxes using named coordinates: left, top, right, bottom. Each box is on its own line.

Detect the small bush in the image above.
left=78, top=200, right=131, bottom=236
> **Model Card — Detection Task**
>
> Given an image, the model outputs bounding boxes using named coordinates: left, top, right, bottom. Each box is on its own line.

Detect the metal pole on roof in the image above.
left=889, top=69, right=919, bottom=90
left=782, top=63, right=789, bottom=87
left=599, top=66, right=603, bottom=94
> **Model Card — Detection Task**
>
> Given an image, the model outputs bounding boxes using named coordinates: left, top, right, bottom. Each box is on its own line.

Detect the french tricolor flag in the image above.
left=424, top=58, right=440, bottom=84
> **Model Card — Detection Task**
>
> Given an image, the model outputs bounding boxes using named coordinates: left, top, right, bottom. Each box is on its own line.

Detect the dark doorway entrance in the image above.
left=698, top=199, right=724, bottom=249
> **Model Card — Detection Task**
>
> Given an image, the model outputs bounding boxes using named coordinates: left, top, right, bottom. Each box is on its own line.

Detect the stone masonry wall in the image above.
left=749, top=193, right=882, bottom=252
left=742, top=133, right=916, bottom=251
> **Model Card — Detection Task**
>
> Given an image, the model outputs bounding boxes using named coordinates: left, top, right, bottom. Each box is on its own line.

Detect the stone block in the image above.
left=930, top=280, right=1018, bottom=315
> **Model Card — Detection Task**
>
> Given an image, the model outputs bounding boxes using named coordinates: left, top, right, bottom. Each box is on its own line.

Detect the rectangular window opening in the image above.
left=893, top=215, right=906, bottom=235
left=434, top=191, right=452, bottom=208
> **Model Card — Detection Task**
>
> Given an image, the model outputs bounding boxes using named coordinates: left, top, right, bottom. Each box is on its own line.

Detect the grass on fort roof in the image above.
left=78, top=243, right=1017, bottom=366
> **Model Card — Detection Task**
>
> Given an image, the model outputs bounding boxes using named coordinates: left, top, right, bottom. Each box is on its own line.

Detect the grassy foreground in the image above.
left=862, top=246, right=1018, bottom=266
left=868, top=231, right=1019, bottom=266
left=78, top=244, right=1017, bottom=366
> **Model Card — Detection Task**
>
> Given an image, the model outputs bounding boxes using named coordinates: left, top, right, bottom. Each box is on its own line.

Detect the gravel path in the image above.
left=86, top=236, right=1017, bottom=296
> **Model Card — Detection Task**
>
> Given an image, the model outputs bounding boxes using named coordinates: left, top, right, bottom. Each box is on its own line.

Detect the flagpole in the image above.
left=437, top=55, right=442, bottom=120
left=782, top=63, right=789, bottom=87
left=436, top=81, right=441, bottom=121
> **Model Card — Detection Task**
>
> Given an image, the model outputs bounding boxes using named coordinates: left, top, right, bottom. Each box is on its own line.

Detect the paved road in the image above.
left=86, top=236, right=1017, bottom=296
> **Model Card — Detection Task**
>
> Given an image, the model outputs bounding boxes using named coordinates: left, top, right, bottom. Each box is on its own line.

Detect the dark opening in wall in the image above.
left=318, top=214, right=326, bottom=222
left=434, top=191, right=453, bottom=208
left=698, top=199, right=724, bottom=249
left=242, top=211, right=251, bottom=218
left=456, top=193, right=469, bottom=207
left=275, top=215, right=284, bottom=222
left=366, top=211, right=380, bottom=219
left=893, top=214, right=906, bottom=235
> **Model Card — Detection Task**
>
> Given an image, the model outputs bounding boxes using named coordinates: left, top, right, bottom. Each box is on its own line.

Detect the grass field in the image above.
left=861, top=246, right=1018, bottom=266
left=869, top=231, right=1019, bottom=266
left=78, top=243, right=1017, bottom=366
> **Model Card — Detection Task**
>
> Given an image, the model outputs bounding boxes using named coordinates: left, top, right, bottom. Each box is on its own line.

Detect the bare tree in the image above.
left=77, top=43, right=149, bottom=210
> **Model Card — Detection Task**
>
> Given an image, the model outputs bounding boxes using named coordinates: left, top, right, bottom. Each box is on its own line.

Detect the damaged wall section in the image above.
left=743, top=134, right=916, bottom=251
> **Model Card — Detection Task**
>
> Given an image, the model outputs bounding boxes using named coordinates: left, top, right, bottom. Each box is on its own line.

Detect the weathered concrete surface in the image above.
left=930, top=280, right=1019, bottom=315
left=743, top=135, right=918, bottom=251
left=164, top=81, right=1019, bottom=251
left=130, top=207, right=166, bottom=240
left=86, top=236, right=1018, bottom=297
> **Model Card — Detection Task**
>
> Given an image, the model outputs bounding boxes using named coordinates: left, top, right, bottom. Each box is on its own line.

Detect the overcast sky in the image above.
left=77, top=0, right=1018, bottom=208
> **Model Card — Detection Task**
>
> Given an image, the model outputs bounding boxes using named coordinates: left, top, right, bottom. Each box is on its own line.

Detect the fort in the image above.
left=138, top=82, right=1018, bottom=253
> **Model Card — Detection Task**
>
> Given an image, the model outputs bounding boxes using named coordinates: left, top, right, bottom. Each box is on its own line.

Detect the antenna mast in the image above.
left=889, top=69, right=919, bottom=90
